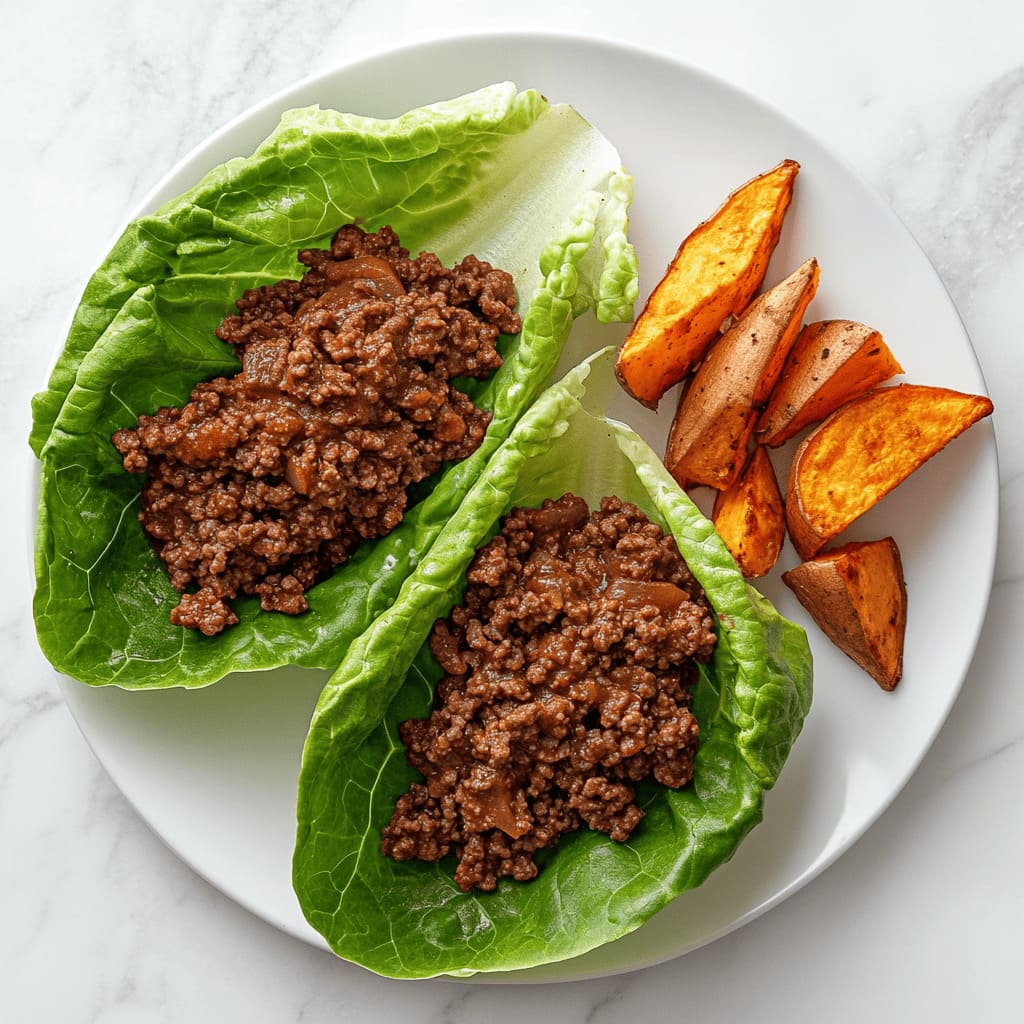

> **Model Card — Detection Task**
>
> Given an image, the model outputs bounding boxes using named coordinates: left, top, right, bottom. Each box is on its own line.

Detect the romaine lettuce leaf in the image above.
left=292, top=351, right=813, bottom=978
left=30, top=83, right=637, bottom=688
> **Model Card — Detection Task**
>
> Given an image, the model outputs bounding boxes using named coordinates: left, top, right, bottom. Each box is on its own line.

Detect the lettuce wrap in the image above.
left=292, top=351, right=813, bottom=979
left=30, top=83, right=637, bottom=688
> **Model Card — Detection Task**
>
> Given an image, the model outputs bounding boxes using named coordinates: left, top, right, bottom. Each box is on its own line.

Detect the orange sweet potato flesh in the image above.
left=665, top=257, right=819, bottom=490
left=786, top=383, right=994, bottom=560
left=615, top=159, right=800, bottom=408
left=712, top=445, right=785, bottom=578
left=782, top=537, right=907, bottom=690
left=757, top=320, right=904, bottom=446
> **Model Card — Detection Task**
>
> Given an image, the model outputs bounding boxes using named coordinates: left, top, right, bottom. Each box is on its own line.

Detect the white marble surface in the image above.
left=3, top=0, right=1022, bottom=1019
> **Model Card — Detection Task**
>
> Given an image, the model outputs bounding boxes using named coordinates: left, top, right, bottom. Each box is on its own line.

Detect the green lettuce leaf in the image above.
left=292, top=351, right=813, bottom=978
left=31, top=83, right=638, bottom=688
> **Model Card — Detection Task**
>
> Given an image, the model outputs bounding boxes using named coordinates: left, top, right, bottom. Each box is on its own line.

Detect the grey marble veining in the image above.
left=3, top=1, right=1022, bottom=1021
left=886, top=65, right=1024, bottom=316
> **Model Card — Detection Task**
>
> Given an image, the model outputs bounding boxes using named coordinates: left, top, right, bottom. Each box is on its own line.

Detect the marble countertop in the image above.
left=3, top=1, right=1021, bottom=1020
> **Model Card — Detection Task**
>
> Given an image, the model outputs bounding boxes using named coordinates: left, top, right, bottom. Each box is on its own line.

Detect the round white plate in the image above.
left=55, top=32, right=998, bottom=982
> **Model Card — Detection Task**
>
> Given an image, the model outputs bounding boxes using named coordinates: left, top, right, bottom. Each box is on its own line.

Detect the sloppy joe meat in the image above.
left=111, top=224, right=520, bottom=635
left=381, top=494, right=717, bottom=893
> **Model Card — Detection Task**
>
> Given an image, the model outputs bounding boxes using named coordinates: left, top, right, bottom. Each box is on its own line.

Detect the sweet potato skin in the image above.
left=785, top=383, right=994, bottom=559
left=782, top=538, right=907, bottom=690
left=757, top=320, right=904, bottom=446
left=665, top=257, right=819, bottom=490
left=711, top=445, right=785, bottom=578
left=616, top=159, right=799, bottom=408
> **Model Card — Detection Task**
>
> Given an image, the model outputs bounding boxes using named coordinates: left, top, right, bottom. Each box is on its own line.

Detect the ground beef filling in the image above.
left=111, top=224, right=519, bottom=635
left=381, top=494, right=717, bottom=893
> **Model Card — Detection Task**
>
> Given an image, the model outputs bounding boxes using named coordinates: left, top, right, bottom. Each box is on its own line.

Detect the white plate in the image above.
left=55, top=32, right=998, bottom=982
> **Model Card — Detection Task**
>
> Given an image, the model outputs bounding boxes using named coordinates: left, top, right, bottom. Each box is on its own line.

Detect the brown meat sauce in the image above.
left=112, top=225, right=519, bottom=635
left=381, top=494, right=717, bottom=892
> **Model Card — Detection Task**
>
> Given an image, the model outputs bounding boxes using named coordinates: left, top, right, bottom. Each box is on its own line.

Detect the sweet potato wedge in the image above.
left=665, top=257, right=819, bottom=490
left=782, top=537, right=907, bottom=690
left=757, top=320, right=904, bottom=446
left=786, top=383, right=994, bottom=559
left=616, top=159, right=800, bottom=408
left=711, top=445, right=785, bottom=578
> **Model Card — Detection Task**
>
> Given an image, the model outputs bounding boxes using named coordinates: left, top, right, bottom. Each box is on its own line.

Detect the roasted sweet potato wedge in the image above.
left=616, top=159, right=800, bottom=408
left=665, top=257, right=819, bottom=490
left=757, top=320, right=904, bottom=446
left=786, top=383, right=994, bottom=559
left=711, top=445, right=785, bottom=578
left=783, top=537, right=907, bottom=690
